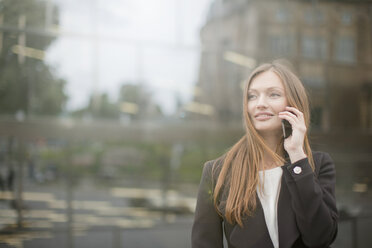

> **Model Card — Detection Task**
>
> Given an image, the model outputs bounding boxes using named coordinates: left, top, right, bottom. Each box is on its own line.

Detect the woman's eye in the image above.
left=270, top=93, right=281, bottom=97
left=248, top=94, right=257, bottom=100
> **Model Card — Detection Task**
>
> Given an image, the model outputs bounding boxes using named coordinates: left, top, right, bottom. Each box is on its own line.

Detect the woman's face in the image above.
left=247, top=70, right=288, bottom=135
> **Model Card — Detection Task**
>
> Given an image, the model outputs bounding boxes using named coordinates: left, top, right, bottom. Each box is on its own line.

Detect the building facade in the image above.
left=192, top=0, right=372, bottom=132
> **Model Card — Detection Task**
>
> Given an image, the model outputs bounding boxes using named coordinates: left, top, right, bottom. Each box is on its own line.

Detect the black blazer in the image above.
left=191, top=151, right=338, bottom=248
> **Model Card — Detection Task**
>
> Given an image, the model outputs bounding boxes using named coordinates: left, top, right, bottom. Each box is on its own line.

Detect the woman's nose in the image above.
left=256, top=95, right=268, bottom=108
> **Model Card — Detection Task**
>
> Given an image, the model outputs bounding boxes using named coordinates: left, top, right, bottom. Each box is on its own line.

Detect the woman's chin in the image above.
left=256, top=127, right=282, bottom=136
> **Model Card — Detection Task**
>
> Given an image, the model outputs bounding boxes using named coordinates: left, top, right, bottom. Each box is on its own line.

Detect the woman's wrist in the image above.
left=288, top=149, right=307, bottom=164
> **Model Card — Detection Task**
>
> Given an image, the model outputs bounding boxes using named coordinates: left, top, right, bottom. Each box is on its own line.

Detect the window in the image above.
left=334, top=35, right=355, bottom=63
left=302, top=35, right=328, bottom=60
left=300, top=64, right=325, bottom=88
left=341, top=11, right=353, bottom=25
left=311, top=106, right=323, bottom=129
left=275, top=8, right=290, bottom=23
left=304, top=9, right=325, bottom=25
left=268, top=34, right=296, bottom=56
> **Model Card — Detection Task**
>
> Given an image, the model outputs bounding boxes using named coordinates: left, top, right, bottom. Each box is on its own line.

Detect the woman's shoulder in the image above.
left=311, top=150, right=333, bottom=162
left=205, top=154, right=225, bottom=166
left=202, top=154, right=226, bottom=178
left=204, top=154, right=226, bottom=169
left=311, top=150, right=335, bottom=174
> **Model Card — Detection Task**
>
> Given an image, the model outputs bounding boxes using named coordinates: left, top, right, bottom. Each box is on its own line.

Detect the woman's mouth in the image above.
left=255, top=115, right=273, bottom=121
left=254, top=112, right=274, bottom=121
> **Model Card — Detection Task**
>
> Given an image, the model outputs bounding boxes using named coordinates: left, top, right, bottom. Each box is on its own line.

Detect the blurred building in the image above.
left=192, top=0, right=372, bottom=132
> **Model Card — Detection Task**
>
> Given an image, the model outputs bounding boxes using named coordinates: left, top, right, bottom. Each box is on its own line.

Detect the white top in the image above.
left=257, top=166, right=283, bottom=248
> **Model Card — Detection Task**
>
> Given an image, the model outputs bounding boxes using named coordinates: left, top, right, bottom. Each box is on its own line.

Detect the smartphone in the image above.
left=282, top=119, right=292, bottom=139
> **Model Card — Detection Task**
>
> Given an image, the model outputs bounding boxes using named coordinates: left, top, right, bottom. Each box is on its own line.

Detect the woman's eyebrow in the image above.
left=267, top=87, right=284, bottom=92
left=248, top=87, right=284, bottom=92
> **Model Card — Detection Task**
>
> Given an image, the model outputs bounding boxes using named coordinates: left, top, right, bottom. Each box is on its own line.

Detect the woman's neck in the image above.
left=260, top=132, right=284, bottom=170
left=261, top=132, right=282, bottom=152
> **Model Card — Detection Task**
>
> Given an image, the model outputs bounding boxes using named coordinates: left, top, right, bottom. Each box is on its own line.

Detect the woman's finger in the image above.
left=278, top=112, right=297, bottom=125
left=285, top=106, right=304, bottom=120
left=279, top=111, right=307, bottom=133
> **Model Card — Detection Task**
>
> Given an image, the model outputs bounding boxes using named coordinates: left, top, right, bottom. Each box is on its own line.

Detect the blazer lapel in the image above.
left=222, top=162, right=300, bottom=248
left=278, top=167, right=300, bottom=248
left=228, top=195, right=274, bottom=248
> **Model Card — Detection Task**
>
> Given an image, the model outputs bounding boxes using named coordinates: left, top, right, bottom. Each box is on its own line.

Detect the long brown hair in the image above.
left=212, top=60, right=315, bottom=227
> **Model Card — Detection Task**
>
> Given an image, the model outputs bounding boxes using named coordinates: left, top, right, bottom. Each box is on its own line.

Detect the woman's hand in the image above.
left=278, top=106, right=307, bottom=163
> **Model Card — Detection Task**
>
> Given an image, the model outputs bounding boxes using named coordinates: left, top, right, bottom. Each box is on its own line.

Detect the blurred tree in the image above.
left=89, top=93, right=120, bottom=119
left=71, top=93, right=120, bottom=119
left=0, top=0, right=67, bottom=116
left=118, top=83, right=163, bottom=121
left=72, top=83, right=163, bottom=120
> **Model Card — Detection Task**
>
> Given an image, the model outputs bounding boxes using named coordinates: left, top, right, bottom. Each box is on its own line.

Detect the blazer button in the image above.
left=293, top=166, right=302, bottom=174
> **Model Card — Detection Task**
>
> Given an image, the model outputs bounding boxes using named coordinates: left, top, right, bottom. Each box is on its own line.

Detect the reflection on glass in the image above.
left=0, top=0, right=371, bottom=247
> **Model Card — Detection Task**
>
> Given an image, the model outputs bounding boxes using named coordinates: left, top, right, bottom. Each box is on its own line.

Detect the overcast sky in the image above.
left=45, top=0, right=213, bottom=115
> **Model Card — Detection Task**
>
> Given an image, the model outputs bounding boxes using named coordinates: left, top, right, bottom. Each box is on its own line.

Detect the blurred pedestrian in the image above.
left=7, top=165, right=14, bottom=191
left=0, top=174, right=4, bottom=192
left=0, top=161, right=7, bottom=192
left=192, top=60, right=338, bottom=248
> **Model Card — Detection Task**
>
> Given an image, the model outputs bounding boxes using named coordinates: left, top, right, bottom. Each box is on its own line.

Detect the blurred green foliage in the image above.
left=71, top=83, right=163, bottom=120
left=0, top=0, right=67, bottom=116
left=36, top=140, right=231, bottom=187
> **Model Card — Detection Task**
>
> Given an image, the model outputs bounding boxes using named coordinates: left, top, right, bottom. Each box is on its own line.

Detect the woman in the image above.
left=191, top=61, right=338, bottom=248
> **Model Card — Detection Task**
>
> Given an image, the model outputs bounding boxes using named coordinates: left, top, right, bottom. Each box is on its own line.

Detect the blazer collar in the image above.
left=224, top=165, right=300, bottom=248
left=228, top=198, right=275, bottom=247
left=278, top=166, right=300, bottom=247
